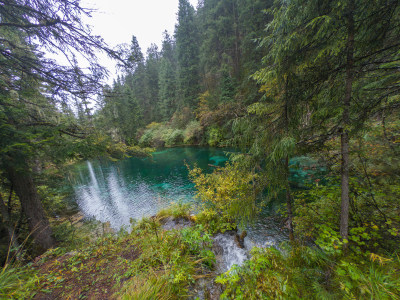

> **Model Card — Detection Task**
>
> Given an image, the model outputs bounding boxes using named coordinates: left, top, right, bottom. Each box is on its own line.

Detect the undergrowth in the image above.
left=0, top=204, right=216, bottom=299
left=216, top=244, right=400, bottom=300
left=3, top=203, right=399, bottom=299
left=0, top=264, right=39, bottom=299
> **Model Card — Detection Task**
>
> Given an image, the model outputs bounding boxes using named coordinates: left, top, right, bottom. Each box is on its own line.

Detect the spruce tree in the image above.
left=175, top=0, right=200, bottom=108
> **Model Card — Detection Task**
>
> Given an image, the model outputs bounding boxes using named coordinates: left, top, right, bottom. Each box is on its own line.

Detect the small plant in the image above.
left=157, top=202, right=191, bottom=220
left=183, top=121, right=202, bottom=144
left=216, top=245, right=335, bottom=299
left=189, top=162, right=259, bottom=228
left=165, top=129, right=184, bottom=146
left=0, top=264, right=39, bottom=299
left=195, top=208, right=236, bottom=234
left=335, top=255, right=400, bottom=299
left=121, top=271, right=173, bottom=300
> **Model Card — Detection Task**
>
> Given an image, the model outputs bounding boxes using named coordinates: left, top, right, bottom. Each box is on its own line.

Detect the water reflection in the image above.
left=70, top=148, right=325, bottom=247
left=71, top=147, right=230, bottom=229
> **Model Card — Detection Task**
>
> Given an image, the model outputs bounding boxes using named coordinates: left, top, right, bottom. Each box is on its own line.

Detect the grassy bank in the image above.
left=2, top=203, right=399, bottom=299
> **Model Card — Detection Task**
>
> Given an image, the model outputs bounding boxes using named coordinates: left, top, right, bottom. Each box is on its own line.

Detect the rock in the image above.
left=192, top=277, right=223, bottom=300
left=235, top=230, right=247, bottom=249
left=161, top=217, right=193, bottom=230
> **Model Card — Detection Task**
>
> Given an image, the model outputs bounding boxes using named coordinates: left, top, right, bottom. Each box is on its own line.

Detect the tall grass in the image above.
left=157, top=202, right=192, bottom=220
left=0, top=264, right=38, bottom=299
left=121, top=271, right=173, bottom=300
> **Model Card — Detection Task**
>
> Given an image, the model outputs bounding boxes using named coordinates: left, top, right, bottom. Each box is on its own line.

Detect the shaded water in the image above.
left=69, top=147, right=324, bottom=270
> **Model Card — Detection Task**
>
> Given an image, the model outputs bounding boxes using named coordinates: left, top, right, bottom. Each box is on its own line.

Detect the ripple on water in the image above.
left=70, top=147, right=289, bottom=257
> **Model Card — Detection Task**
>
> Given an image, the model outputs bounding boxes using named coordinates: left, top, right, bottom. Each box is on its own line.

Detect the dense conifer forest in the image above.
left=0, top=0, right=399, bottom=298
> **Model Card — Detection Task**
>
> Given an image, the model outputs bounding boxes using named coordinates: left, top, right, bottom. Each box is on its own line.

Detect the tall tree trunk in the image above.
left=0, top=193, right=19, bottom=250
left=285, top=155, right=294, bottom=242
left=7, top=165, right=55, bottom=250
left=233, top=0, right=240, bottom=78
left=340, top=1, right=355, bottom=243
left=284, top=77, right=294, bottom=241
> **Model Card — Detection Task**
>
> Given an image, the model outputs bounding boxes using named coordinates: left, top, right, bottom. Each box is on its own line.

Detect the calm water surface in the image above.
left=70, top=147, right=230, bottom=227
left=70, top=147, right=323, bottom=248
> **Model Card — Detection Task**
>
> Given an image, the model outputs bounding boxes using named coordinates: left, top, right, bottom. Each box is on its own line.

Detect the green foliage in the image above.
left=170, top=107, right=193, bottom=129
left=5, top=205, right=215, bottom=299
left=294, top=175, right=400, bottom=255
left=335, top=256, right=400, bottom=299
left=0, top=264, right=39, bottom=299
left=194, top=208, right=236, bottom=234
left=207, top=126, right=224, bottom=147
left=216, top=245, right=335, bottom=299
left=294, top=181, right=341, bottom=241
left=165, top=129, right=184, bottom=146
left=138, top=120, right=205, bottom=148
left=121, top=216, right=215, bottom=298
left=183, top=121, right=202, bottom=144
left=175, top=0, right=200, bottom=108
left=2, top=0, right=400, bottom=299
left=189, top=162, right=259, bottom=227
left=121, top=271, right=173, bottom=300
left=94, top=0, right=273, bottom=146
left=157, top=202, right=191, bottom=220
left=180, top=225, right=215, bottom=267
left=216, top=244, right=400, bottom=299
left=314, top=224, right=344, bottom=256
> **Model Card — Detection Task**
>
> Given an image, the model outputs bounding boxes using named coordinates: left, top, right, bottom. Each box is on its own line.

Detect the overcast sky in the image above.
left=80, top=0, right=199, bottom=82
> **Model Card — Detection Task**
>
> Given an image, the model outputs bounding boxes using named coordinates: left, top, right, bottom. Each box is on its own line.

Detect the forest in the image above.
left=1, top=0, right=399, bottom=299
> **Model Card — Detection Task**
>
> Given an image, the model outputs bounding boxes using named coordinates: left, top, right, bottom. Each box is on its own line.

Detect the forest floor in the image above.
left=32, top=234, right=141, bottom=299
left=27, top=206, right=221, bottom=300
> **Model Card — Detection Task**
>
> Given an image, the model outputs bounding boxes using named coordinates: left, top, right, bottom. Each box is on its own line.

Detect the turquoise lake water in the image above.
left=70, top=147, right=324, bottom=247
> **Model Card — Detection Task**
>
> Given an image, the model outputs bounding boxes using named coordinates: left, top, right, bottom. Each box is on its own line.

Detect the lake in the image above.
left=69, top=147, right=323, bottom=248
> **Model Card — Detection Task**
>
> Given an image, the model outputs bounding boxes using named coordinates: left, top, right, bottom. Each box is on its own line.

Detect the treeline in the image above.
left=95, top=0, right=272, bottom=147
left=187, top=0, right=400, bottom=297
left=0, top=0, right=399, bottom=297
left=0, top=0, right=152, bottom=259
left=95, top=0, right=400, bottom=262
left=95, top=0, right=400, bottom=255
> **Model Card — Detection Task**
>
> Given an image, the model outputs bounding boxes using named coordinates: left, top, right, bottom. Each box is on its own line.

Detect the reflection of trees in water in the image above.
left=72, top=148, right=230, bottom=229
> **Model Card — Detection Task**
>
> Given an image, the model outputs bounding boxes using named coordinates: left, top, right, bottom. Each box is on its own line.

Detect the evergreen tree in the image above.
left=0, top=0, right=121, bottom=250
left=257, top=0, right=400, bottom=242
left=158, top=31, right=178, bottom=121
left=175, top=0, right=200, bottom=108
left=145, top=44, right=161, bottom=122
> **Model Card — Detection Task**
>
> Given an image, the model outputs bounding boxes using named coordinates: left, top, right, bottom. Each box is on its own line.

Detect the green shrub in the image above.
left=195, top=208, right=236, bottom=234
left=189, top=163, right=258, bottom=227
left=216, top=245, right=336, bottom=299
left=170, top=107, right=193, bottom=129
left=139, top=129, right=156, bottom=147
left=121, top=271, right=173, bottom=300
left=121, top=216, right=215, bottom=298
left=183, top=121, right=202, bottom=144
left=294, top=177, right=400, bottom=255
left=335, top=256, right=400, bottom=299
left=165, top=129, right=184, bottom=146
left=157, top=203, right=191, bottom=220
left=207, top=126, right=223, bottom=147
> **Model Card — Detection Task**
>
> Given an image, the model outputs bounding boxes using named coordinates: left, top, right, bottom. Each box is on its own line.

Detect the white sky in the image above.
left=81, top=0, right=199, bottom=82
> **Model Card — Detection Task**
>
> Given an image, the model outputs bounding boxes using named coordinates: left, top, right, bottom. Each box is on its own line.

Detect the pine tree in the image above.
left=257, top=0, right=400, bottom=242
left=159, top=31, right=178, bottom=121
left=175, top=0, right=200, bottom=108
